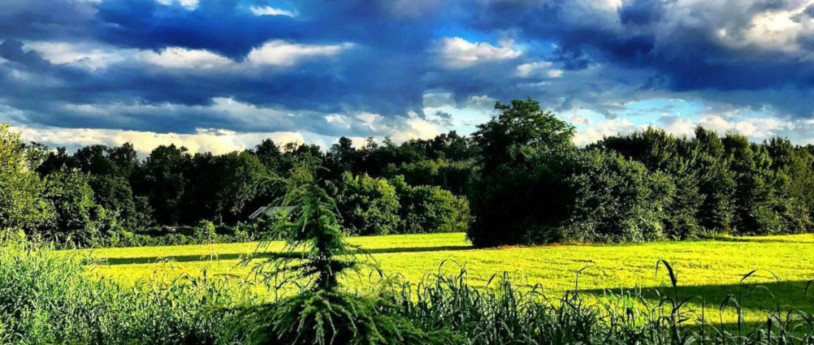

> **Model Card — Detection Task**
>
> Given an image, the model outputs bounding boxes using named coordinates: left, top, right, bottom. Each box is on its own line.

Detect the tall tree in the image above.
left=473, top=98, right=574, bottom=174
left=468, top=99, right=576, bottom=247
left=134, top=144, right=190, bottom=225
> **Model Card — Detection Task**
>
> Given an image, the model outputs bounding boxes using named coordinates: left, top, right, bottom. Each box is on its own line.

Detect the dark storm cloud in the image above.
left=0, top=0, right=810, bottom=139
left=469, top=0, right=812, bottom=93
left=0, top=0, right=440, bottom=133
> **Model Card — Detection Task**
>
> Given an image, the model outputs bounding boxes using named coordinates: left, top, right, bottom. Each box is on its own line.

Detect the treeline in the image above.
left=0, top=124, right=470, bottom=246
left=2, top=97, right=812, bottom=247
left=468, top=99, right=813, bottom=246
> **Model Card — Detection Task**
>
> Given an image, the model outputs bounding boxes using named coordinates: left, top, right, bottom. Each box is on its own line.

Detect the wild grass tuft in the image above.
left=0, top=231, right=251, bottom=345
left=387, top=262, right=814, bottom=345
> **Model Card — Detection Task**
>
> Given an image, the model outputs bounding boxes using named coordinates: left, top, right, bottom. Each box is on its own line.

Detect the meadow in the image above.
left=78, top=232, right=814, bottom=324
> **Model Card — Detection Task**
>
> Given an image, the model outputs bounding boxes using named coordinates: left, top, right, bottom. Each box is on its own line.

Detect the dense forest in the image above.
left=1, top=99, right=812, bottom=247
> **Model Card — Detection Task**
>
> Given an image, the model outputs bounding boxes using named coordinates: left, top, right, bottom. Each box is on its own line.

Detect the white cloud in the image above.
left=23, top=40, right=352, bottom=72
left=325, top=114, right=352, bottom=129
left=154, top=0, right=198, bottom=10
left=570, top=115, right=589, bottom=125
left=516, top=61, right=552, bottom=77
left=23, top=41, right=132, bottom=70
left=326, top=111, right=441, bottom=144
left=247, top=40, right=354, bottom=66
left=249, top=6, right=298, bottom=17
left=13, top=125, right=304, bottom=155
left=437, top=37, right=521, bottom=69
left=547, top=69, right=564, bottom=78
left=743, top=5, right=813, bottom=54
left=572, top=117, right=639, bottom=146
left=516, top=61, right=564, bottom=78
left=464, top=94, right=498, bottom=110
left=697, top=115, right=785, bottom=140
left=390, top=117, right=439, bottom=142
left=141, top=47, right=233, bottom=69
left=54, top=97, right=296, bottom=132
left=422, top=92, right=456, bottom=108
left=355, top=112, right=384, bottom=131
left=661, top=116, right=696, bottom=137
left=657, top=0, right=813, bottom=60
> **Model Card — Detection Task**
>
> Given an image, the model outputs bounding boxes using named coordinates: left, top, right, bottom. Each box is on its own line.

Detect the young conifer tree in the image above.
left=256, top=153, right=359, bottom=291
left=248, top=155, right=446, bottom=345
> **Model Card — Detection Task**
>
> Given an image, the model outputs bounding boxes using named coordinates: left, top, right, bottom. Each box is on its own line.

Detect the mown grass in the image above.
left=77, top=233, right=814, bottom=324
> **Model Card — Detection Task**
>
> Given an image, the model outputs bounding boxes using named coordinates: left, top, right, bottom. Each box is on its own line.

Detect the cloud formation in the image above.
left=0, top=0, right=810, bottom=152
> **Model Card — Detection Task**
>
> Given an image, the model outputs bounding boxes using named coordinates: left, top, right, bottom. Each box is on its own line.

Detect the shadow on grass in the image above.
left=709, top=236, right=814, bottom=244
left=86, top=245, right=474, bottom=265
left=576, top=280, right=814, bottom=317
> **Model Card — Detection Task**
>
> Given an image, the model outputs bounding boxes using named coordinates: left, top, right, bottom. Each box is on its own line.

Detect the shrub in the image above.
left=563, top=150, right=672, bottom=242
left=336, top=173, right=400, bottom=236
left=391, top=176, right=470, bottom=234
left=40, top=169, right=122, bottom=246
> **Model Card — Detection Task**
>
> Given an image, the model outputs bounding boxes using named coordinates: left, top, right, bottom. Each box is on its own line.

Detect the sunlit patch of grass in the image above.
left=77, top=232, right=814, bottom=323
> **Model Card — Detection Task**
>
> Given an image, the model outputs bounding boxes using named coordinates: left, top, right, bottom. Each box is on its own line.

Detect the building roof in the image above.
left=248, top=206, right=295, bottom=219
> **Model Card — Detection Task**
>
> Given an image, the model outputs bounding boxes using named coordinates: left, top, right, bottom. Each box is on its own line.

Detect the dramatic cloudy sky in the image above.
left=1, top=0, right=812, bottom=153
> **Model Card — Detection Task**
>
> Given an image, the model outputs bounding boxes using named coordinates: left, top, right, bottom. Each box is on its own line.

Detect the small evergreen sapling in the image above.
left=253, top=154, right=360, bottom=292
left=247, top=156, right=445, bottom=345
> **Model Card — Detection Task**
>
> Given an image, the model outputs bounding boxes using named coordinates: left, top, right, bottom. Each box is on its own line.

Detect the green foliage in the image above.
left=256, top=156, right=359, bottom=292
left=4, top=101, right=813, bottom=248
left=337, top=173, right=400, bottom=236
left=391, top=266, right=814, bottom=345
left=324, top=131, right=478, bottom=194
left=468, top=99, right=576, bottom=246
left=723, top=134, right=787, bottom=235
left=391, top=177, right=470, bottom=234
left=332, top=172, right=470, bottom=236
left=393, top=158, right=475, bottom=195
left=692, top=127, right=738, bottom=234
left=564, top=150, right=672, bottom=242
left=0, top=124, right=53, bottom=231
left=248, top=289, right=449, bottom=345
left=135, top=144, right=190, bottom=225
left=473, top=98, right=575, bottom=174
left=596, top=127, right=704, bottom=239
left=249, top=157, right=446, bottom=345
left=468, top=107, right=813, bottom=247
left=41, top=169, right=119, bottom=245
left=182, top=151, right=270, bottom=224
left=0, top=236, right=250, bottom=344
left=89, top=174, right=154, bottom=232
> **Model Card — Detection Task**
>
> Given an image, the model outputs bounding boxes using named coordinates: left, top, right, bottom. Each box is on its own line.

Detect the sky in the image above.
left=0, top=0, right=812, bottom=154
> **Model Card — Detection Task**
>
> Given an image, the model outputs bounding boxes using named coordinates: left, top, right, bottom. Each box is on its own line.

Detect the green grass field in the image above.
left=74, top=233, right=814, bottom=324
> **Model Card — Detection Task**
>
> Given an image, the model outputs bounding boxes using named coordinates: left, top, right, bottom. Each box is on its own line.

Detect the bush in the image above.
left=336, top=173, right=400, bottom=236
left=391, top=176, right=470, bottom=234
left=40, top=169, right=122, bottom=246
left=563, top=150, right=672, bottom=243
